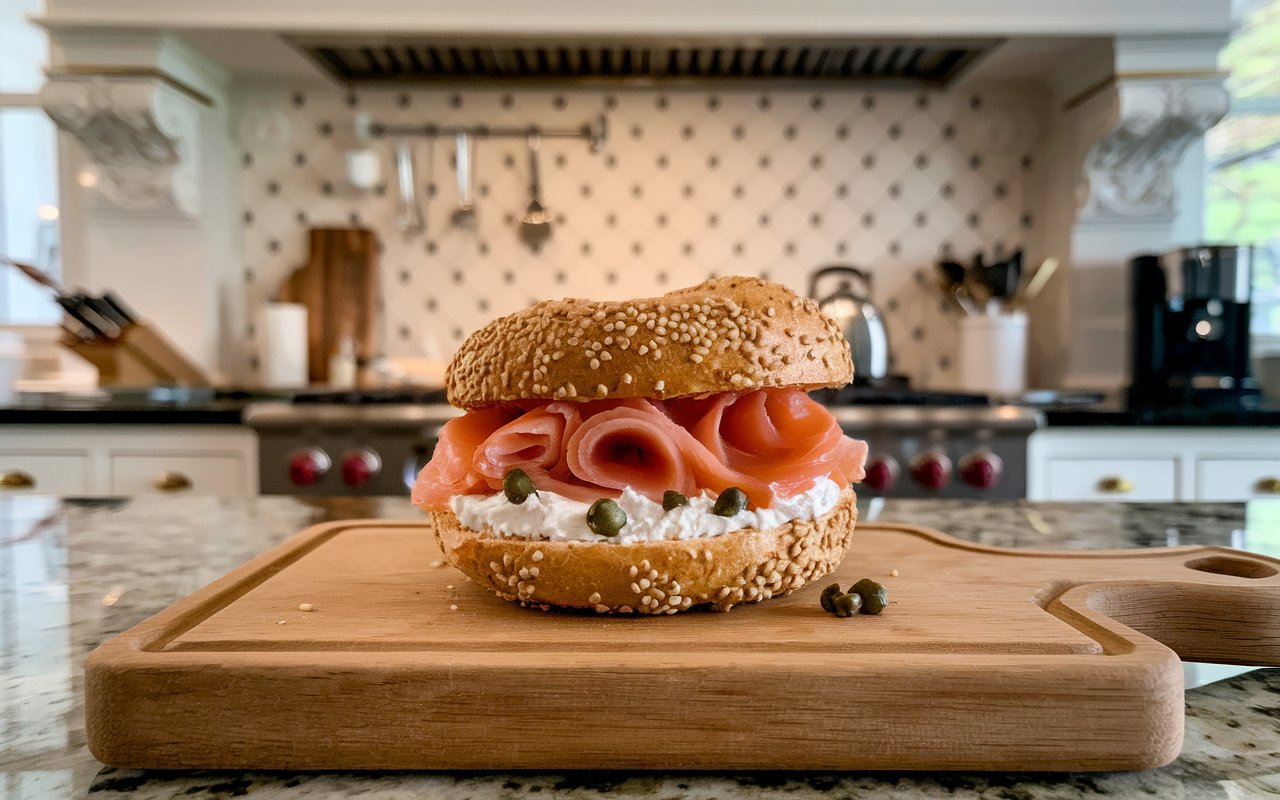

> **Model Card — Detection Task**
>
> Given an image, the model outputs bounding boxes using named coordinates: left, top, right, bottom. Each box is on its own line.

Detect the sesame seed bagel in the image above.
left=430, top=486, right=858, bottom=613
left=446, top=276, right=852, bottom=408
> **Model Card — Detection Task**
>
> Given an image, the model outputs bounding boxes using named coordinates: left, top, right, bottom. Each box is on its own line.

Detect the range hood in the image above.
left=290, top=36, right=999, bottom=86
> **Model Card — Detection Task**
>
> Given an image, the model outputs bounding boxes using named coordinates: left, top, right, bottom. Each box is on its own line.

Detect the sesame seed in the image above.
left=532, top=550, right=544, bottom=561
left=589, top=592, right=602, bottom=604
left=890, top=569, right=900, bottom=577
left=298, top=603, right=314, bottom=612
left=690, top=353, right=704, bottom=363
left=529, top=567, right=540, bottom=578
left=767, top=306, right=776, bottom=317
left=655, top=380, right=665, bottom=392
left=629, top=565, right=638, bottom=577
left=631, top=582, right=642, bottom=594
left=600, top=351, right=612, bottom=361
left=622, top=373, right=633, bottom=384
left=604, top=336, right=614, bottom=345
left=649, top=569, right=659, bottom=579
left=597, top=384, right=608, bottom=396
left=594, top=604, right=610, bottom=613
left=447, top=584, right=454, bottom=589
left=503, top=554, right=513, bottom=568
left=276, top=620, right=287, bottom=625
left=590, top=358, right=601, bottom=369
left=449, top=604, right=459, bottom=611
left=638, top=345, right=649, bottom=355
left=620, top=605, right=633, bottom=613
left=639, top=578, right=651, bottom=589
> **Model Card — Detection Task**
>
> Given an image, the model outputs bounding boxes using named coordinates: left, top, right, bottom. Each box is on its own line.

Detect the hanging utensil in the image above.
left=518, top=132, right=553, bottom=251
left=451, top=131, right=477, bottom=228
left=394, top=140, right=425, bottom=236
left=808, top=265, right=891, bottom=379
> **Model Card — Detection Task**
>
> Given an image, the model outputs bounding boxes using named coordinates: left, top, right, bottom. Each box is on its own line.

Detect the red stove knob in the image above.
left=909, top=451, right=953, bottom=491
left=862, top=456, right=900, bottom=493
left=288, top=448, right=331, bottom=487
left=959, top=450, right=1004, bottom=491
left=341, top=449, right=382, bottom=488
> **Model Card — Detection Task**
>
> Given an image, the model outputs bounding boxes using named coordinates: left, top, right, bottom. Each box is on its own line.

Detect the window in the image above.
left=0, top=0, right=60, bottom=325
left=1206, top=0, right=1280, bottom=335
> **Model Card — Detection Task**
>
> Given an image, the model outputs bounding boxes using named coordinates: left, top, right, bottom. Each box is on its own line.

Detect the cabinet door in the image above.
left=0, top=452, right=92, bottom=495
left=109, top=453, right=248, bottom=496
left=1043, top=458, right=1178, bottom=502
left=1197, top=459, right=1280, bottom=501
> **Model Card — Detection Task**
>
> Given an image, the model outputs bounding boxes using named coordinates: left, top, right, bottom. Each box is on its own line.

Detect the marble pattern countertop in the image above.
left=2, top=495, right=1279, bottom=799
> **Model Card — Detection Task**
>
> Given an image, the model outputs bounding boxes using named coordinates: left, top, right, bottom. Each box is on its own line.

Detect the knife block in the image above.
left=61, top=324, right=210, bottom=387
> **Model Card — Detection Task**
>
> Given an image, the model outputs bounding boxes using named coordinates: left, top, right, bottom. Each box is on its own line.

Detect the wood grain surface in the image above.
left=84, top=521, right=1280, bottom=772
left=279, top=227, right=377, bottom=382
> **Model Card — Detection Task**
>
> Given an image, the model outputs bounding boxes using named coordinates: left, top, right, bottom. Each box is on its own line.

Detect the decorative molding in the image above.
left=41, top=73, right=204, bottom=217
left=1079, top=76, right=1229, bottom=219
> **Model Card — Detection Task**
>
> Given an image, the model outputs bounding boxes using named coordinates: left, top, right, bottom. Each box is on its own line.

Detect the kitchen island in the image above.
left=2, top=495, right=1278, bottom=798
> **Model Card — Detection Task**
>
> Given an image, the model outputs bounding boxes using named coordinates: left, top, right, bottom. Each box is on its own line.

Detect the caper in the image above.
left=711, top=486, right=748, bottom=517
left=832, top=592, right=863, bottom=618
left=850, top=577, right=889, bottom=615
left=503, top=468, right=537, bottom=504
left=819, top=582, right=843, bottom=613
left=662, top=490, right=689, bottom=511
left=587, top=498, right=627, bottom=537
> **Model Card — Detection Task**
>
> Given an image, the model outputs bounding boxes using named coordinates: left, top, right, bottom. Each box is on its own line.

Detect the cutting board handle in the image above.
left=1042, top=546, right=1280, bottom=665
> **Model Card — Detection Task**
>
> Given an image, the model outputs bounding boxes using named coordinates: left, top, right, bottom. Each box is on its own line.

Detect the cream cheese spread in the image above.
left=449, top=477, right=843, bottom=544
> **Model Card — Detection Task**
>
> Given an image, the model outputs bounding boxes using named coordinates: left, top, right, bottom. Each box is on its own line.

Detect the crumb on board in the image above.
left=430, top=560, right=445, bottom=568
left=446, top=584, right=454, bottom=590
left=889, top=569, right=899, bottom=578
left=276, top=620, right=287, bottom=625
left=298, top=603, right=314, bottom=612
left=449, top=604, right=459, bottom=612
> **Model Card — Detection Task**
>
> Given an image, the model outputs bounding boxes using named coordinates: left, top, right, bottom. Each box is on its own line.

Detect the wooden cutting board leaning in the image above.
left=279, top=227, right=378, bottom=383
left=84, top=521, right=1280, bottom=771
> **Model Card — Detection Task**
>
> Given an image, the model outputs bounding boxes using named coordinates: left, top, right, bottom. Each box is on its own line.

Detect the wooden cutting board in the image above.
left=85, top=520, right=1280, bottom=772
left=278, top=227, right=378, bottom=383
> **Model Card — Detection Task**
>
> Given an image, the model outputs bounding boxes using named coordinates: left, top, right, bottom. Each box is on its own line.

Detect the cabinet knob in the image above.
left=0, top=470, right=35, bottom=489
left=1257, top=477, right=1280, bottom=495
left=1097, top=476, right=1134, bottom=494
left=153, top=471, right=193, bottom=492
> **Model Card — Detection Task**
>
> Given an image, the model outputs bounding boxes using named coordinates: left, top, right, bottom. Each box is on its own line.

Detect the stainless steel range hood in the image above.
left=289, top=35, right=999, bottom=86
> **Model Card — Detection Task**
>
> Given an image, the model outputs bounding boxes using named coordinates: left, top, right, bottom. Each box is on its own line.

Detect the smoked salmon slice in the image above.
left=413, top=388, right=868, bottom=512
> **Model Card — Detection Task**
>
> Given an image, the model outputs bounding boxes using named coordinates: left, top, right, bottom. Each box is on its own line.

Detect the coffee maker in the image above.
left=1128, top=246, right=1259, bottom=408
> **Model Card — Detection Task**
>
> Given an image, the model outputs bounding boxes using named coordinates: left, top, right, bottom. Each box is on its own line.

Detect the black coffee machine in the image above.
left=1128, top=246, right=1259, bottom=408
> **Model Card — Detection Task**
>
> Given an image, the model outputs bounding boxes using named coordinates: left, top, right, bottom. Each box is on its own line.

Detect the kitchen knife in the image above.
left=100, top=292, right=138, bottom=325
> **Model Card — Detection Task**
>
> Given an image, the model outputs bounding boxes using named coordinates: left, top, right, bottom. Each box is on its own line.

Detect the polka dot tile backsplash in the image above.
left=237, top=84, right=1042, bottom=387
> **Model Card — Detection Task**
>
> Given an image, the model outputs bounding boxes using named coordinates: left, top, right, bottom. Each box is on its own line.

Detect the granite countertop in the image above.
left=2, top=495, right=1279, bottom=799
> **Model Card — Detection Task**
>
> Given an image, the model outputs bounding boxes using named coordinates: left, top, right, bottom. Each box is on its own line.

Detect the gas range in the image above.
left=244, top=386, right=1042, bottom=499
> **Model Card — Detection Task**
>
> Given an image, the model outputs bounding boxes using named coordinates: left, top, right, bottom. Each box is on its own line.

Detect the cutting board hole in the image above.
left=1185, top=555, right=1277, bottom=579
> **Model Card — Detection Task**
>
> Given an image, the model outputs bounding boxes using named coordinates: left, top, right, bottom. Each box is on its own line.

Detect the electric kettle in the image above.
left=808, top=265, right=890, bottom=380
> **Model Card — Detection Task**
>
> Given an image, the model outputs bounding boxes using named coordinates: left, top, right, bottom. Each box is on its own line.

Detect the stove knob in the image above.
left=341, top=449, right=382, bottom=488
left=861, top=456, right=900, bottom=493
left=959, top=450, right=1004, bottom=491
left=909, top=451, right=953, bottom=491
left=288, top=448, right=331, bottom=487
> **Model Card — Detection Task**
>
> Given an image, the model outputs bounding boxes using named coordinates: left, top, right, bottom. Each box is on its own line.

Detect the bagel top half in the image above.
left=446, top=276, right=853, bottom=409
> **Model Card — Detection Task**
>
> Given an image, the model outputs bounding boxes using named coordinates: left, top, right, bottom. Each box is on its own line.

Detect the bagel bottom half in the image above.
left=430, top=487, right=858, bottom=613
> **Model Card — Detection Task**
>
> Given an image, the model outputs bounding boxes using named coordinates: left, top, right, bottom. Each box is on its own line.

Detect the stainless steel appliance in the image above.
left=247, top=387, right=1041, bottom=500
left=810, top=266, right=890, bottom=380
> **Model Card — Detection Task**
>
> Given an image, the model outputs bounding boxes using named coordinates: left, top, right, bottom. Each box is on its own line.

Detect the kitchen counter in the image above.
left=2, top=495, right=1278, bottom=798
left=0, top=391, right=257, bottom=425
left=1041, top=401, right=1280, bottom=427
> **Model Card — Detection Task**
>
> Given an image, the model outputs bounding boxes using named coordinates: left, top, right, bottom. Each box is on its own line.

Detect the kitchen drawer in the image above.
left=109, top=453, right=248, bottom=496
left=0, top=452, right=92, bottom=494
left=1042, top=458, right=1178, bottom=502
left=1196, top=458, right=1280, bottom=501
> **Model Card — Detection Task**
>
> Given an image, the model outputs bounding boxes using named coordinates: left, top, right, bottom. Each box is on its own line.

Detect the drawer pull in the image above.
left=153, top=471, right=193, bottom=492
left=1097, top=476, right=1134, bottom=494
left=0, top=470, right=36, bottom=489
left=1257, top=477, right=1280, bottom=495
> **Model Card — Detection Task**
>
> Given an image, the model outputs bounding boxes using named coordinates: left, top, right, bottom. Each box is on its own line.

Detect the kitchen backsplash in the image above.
left=235, top=84, right=1042, bottom=387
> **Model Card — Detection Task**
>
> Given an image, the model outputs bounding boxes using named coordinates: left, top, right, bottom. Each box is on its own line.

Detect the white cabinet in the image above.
left=0, top=426, right=257, bottom=496
left=0, top=451, right=93, bottom=495
left=1042, top=457, right=1178, bottom=502
left=1196, top=458, right=1280, bottom=502
left=1029, top=429, right=1280, bottom=502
